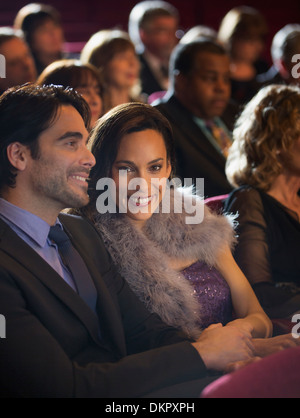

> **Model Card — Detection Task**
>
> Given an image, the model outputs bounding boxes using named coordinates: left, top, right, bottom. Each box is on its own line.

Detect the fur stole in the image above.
left=93, top=187, right=236, bottom=339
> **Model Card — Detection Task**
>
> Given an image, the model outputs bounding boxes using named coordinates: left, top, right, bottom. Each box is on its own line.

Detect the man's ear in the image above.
left=6, top=143, right=29, bottom=172
left=139, top=28, right=147, bottom=45
left=174, top=71, right=187, bottom=94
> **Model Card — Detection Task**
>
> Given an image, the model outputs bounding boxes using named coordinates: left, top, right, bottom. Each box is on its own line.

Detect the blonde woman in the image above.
left=81, top=29, right=142, bottom=113
left=225, top=84, right=300, bottom=320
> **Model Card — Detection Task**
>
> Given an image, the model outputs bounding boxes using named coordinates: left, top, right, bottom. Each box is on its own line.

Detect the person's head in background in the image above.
left=14, top=3, right=65, bottom=75
left=218, top=6, right=268, bottom=79
left=226, top=84, right=300, bottom=192
left=168, top=38, right=231, bottom=120
left=81, top=30, right=141, bottom=114
left=271, top=24, right=300, bottom=85
left=128, top=1, right=179, bottom=63
left=179, top=25, right=218, bottom=45
left=0, top=27, right=37, bottom=94
left=37, top=59, right=103, bottom=129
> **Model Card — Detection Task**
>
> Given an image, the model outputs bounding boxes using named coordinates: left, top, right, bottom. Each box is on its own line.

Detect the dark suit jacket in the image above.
left=154, top=94, right=237, bottom=198
left=256, top=65, right=285, bottom=86
left=138, top=53, right=164, bottom=96
left=0, top=213, right=206, bottom=398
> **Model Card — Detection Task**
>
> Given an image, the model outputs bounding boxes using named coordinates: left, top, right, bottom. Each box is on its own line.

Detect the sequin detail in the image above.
left=181, top=261, right=232, bottom=328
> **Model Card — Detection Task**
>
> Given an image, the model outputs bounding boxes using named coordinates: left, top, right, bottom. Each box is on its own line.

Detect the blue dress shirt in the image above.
left=0, top=198, right=77, bottom=291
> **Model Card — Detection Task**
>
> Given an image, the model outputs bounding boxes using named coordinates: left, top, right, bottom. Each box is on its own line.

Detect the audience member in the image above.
left=14, top=3, right=66, bottom=75
left=37, top=59, right=103, bottom=128
left=78, top=102, right=283, bottom=352
left=128, top=0, right=179, bottom=96
left=218, top=6, right=269, bottom=105
left=224, top=84, right=300, bottom=320
left=257, top=24, right=300, bottom=87
left=0, top=83, right=260, bottom=398
left=153, top=38, right=238, bottom=197
left=80, top=29, right=141, bottom=114
left=0, top=27, right=37, bottom=95
left=180, top=25, right=218, bottom=44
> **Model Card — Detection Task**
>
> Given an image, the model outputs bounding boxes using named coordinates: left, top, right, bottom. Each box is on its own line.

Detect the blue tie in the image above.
left=48, top=225, right=98, bottom=314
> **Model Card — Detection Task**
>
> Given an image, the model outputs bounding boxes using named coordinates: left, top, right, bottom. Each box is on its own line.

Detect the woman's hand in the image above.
left=226, top=318, right=255, bottom=334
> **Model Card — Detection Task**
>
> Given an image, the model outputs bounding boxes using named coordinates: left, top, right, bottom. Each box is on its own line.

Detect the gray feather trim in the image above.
left=93, top=187, right=236, bottom=339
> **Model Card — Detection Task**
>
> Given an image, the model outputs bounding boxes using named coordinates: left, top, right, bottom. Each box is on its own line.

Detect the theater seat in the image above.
left=201, top=346, right=300, bottom=398
left=204, top=194, right=229, bottom=214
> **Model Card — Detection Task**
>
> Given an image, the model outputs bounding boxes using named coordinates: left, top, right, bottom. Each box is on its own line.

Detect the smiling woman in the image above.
left=76, top=102, right=275, bottom=344
left=110, top=129, right=171, bottom=226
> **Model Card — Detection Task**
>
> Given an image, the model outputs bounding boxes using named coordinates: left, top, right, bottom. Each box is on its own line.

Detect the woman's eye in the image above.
left=119, top=166, right=133, bottom=173
left=150, top=165, right=162, bottom=172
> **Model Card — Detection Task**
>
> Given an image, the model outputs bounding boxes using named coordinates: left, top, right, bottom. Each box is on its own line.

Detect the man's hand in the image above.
left=192, top=323, right=257, bottom=372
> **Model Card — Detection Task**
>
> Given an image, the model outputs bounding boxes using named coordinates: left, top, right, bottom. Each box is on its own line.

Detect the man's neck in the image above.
left=1, top=188, right=61, bottom=226
left=173, top=92, right=207, bottom=119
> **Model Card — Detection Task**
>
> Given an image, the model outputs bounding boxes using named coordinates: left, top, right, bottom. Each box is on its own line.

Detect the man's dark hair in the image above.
left=170, top=37, right=227, bottom=78
left=0, top=83, right=90, bottom=192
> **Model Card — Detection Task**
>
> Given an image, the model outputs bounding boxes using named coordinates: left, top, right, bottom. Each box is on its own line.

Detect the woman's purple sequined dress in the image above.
left=182, top=260, right=232, bottom=329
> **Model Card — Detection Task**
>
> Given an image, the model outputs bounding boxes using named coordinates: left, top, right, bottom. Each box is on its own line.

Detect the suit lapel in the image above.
left=0, top=218, right=101, bottom=343
left=163, top=96, right=227, bottom=168
left=59, top=215, right=127, bottom=355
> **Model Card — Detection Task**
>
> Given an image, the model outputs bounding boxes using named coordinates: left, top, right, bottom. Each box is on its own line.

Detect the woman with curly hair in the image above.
left=224, top=84, right=300, bottom=320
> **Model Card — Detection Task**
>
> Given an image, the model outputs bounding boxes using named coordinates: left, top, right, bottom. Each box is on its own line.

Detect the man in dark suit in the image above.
left=128, top=1, right=179, bottom=96
left=0, top=84, right=255, bottom=398
left=153, top=39, right=239, bottom=198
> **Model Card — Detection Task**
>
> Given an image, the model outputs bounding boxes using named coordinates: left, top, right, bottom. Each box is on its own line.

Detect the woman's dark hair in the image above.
left=0, top=83, right=90, bottom=192
left=84, top=102, right=175, bottom=217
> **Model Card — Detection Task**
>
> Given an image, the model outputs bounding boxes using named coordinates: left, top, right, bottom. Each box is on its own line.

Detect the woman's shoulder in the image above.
left=224, top=185, right=263, bottom=212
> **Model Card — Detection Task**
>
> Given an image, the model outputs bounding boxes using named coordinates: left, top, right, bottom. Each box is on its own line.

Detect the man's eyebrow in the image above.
left=57, top=131, right=83, bottom=141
